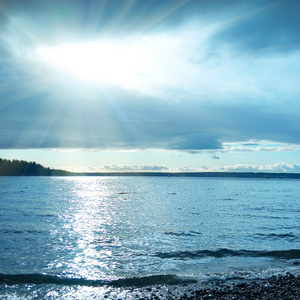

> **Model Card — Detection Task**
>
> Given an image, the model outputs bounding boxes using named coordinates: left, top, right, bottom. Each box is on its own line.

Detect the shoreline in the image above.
left=108, top=272, right=300, bottom=299
left=183, top=272, right=300, bottom=299
left=1, top=272, right=300, bottom=299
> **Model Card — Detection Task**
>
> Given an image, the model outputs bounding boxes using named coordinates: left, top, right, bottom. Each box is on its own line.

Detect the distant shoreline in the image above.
left=0, top=158, right=299, bottom=179
left=70, top=171, right=300, bottom=179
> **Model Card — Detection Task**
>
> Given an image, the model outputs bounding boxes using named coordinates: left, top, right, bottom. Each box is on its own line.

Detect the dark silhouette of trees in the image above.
left=0, top=159, right=71, bottom=176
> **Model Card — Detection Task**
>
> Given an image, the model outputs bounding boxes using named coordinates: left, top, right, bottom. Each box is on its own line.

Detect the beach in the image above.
left=98, top=273, right=300, bottom=299
left=184, top=273, right=300, bottom=300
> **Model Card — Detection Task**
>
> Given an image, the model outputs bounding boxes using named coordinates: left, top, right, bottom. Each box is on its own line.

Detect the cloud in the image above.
left=0, top=80, right=299, bottom=151
left=169, top=133, right=222, bottom=151
left=242, top=142, right=259, bottom=146
left=213, top=163, right=300, bottom=173
left=222, top=143, right=300, bottom=153
left=178, top=166, right=208, bottom=172
left=0, top=0, right=192, bottom=42
left=208, top=0, right=300, bottom=54
left=0, top=0, right=299, bottom=153
left=103, top=164, right=169, bottom=172
left=96, top=162, right=300, bottom=173
left=61, top=162, right=300, bottom=173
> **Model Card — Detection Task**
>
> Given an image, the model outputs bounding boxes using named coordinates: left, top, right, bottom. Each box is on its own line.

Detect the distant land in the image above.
left=1, top=158, right=300, bottom=179
left=0, top=158, right=71, bottom=176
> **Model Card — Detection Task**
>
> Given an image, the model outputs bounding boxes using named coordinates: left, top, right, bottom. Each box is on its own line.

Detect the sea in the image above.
left=0, top=176, right=299, bottom=299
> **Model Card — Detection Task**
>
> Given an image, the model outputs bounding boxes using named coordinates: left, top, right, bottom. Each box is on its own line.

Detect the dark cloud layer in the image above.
left=0, top=82, right=298, bottom=150
left=209, top=0, right=300, bottom=53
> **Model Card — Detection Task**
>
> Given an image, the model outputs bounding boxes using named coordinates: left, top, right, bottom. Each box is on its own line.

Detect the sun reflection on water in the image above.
left=49, top=177, right=175, bottom=280
left=55, top=178, right=121, bottom=280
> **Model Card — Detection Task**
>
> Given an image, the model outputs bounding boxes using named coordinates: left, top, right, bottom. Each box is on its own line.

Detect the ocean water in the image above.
left=0, top=176, right=299, bottom=299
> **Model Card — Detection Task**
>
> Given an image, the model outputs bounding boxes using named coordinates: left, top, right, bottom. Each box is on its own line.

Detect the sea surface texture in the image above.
left=0, top=176, right=299, bottom=299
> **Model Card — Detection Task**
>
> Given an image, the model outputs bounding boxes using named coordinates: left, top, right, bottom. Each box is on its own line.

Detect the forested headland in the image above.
left=0, top=159, right=71, bottom=176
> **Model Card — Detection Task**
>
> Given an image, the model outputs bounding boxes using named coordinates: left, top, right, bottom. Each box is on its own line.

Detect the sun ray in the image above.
left=129, top=0, right=190, bottom=34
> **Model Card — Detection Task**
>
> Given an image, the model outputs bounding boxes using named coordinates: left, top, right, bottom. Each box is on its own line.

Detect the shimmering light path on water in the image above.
left=0, top=177, right=299, bottom=298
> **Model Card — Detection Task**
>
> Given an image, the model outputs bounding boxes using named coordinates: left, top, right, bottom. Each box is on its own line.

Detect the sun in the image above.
left=36, top=40, right=147, bottom=88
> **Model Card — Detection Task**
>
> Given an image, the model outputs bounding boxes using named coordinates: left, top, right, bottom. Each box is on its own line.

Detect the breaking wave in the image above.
left=155, top=249, right=300, bottom=260
left=0, top=273, right=196, bottom=287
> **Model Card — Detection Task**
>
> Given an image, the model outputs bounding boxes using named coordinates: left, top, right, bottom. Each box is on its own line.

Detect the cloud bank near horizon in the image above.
left=64, top=162, right=300, bottom=174
left=0, top=0, right=299, bottom=153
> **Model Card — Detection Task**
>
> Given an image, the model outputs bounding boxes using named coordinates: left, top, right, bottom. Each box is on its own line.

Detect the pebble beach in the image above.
left=184, top=273, right=300, bottom=300
left=110, top=273, right=300, bottom=300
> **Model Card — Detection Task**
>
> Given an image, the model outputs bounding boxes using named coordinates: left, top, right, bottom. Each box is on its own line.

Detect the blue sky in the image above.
left=0, top=0, right=299, bottom=173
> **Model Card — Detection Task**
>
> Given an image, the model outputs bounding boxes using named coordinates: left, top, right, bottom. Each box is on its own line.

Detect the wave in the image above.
left=0, top=273, right=196, bottom=287
left=254, top=233, right=298, bottom=241
left=0, top=229, right=45, bottom=234
left=155, top=249, right=300, bottom=260
left=164, top=231, right=202, bottom=237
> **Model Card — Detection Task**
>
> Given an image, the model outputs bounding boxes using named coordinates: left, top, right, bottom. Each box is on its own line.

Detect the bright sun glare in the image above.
left=36, top=41, right=147, bottom=88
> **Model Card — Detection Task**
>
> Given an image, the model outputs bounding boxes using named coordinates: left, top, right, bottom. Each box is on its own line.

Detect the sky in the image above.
left=0, top=0, right=299, bottom=173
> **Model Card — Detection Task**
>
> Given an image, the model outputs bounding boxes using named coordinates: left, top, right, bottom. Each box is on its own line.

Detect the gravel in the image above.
left=181, top=273, right=300, bottom=300
left=125, top=273, right=300, bottom=299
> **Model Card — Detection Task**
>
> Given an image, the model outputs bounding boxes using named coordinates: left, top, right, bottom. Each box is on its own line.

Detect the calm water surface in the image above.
left=0, top=176, right=299, bottom=298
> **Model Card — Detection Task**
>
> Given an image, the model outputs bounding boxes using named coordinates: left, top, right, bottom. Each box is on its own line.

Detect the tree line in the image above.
left=0, top=159, right=71, bottom=176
